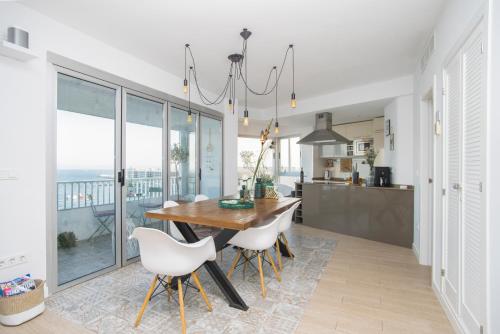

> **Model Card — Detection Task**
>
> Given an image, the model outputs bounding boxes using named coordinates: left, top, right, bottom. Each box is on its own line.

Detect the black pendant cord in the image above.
left=187, top=45, right=233, bottom=105
left=183, top=31, right=294, bottom=106
left=237, top=42, right=293, bottom=96
left=244, top=44, right=248, bottom=112
left=188, top=66, right=192, bottom=112
left=275, top=66, right=279, bottom=130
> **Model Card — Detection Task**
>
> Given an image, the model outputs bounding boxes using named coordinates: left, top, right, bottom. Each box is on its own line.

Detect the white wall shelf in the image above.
left=0, top=40, right=37, bottom=61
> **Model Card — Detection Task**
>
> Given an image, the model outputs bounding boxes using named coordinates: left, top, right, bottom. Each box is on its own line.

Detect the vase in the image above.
left=254, top=178, right=263, bottom=199
left=366, top=169, right=375, bottom=187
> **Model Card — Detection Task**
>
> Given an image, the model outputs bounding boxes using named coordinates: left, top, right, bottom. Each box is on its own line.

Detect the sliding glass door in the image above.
left=168, top=106, right=197, bottom=202
left=200, top=115, right=222, bottom=198
left=55, top=70, right=223, bottom=289
left=56, top=72, right=121, bottom=285
left=123, top=90, right=166, bottom=261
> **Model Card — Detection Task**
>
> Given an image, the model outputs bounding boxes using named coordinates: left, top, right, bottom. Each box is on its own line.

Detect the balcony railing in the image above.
left=57, top=176, right=196, bottom=210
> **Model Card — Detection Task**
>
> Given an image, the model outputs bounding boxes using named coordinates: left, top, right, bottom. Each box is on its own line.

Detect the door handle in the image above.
left=117, top=169, right=125, bottom=187
left=451, top=183, right=461, bottom=191
left=199, top=167, right=202, bottom=181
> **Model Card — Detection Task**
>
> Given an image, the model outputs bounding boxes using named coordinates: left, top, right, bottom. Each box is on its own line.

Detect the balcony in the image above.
left=56, top=175, right=195, bottom=285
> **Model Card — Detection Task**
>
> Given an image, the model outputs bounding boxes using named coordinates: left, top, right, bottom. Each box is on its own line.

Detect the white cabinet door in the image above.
left=320, top=145, right=334, bottom=158
left=443, top=22, right=485, bottom=333
left=460, top=26, right=485, bottom=334
left=443, top=52, right=461, bottom=316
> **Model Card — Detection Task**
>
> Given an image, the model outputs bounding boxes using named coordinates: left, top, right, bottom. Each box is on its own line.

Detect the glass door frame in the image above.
left=50, top=66, right=123, bottom=292
left=167, top=102, right=200, bottom=200
left=199, top=112, right=224, bottom=198
left=47, top=61, right=225, bottom=294
left=121, top=87, right=168, bottom=265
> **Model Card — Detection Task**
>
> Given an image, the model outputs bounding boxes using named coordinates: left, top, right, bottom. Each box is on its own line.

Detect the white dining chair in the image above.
left=130, top=227, right=216, bottom=334
left=194, top=194, right=209, bottom=202
left=275, top=201, right=301, bottom=271
left=226, top=214, right=283, bottom=298
left=163, top=200, right=184, bottom=241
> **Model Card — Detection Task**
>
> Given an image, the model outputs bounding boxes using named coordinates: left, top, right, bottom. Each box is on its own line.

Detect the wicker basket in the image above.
left=0, top=279, right=45, bottom=326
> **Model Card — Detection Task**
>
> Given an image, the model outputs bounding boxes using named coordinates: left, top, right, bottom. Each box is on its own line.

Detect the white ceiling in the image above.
left=21, top=0, right=444, bottom=109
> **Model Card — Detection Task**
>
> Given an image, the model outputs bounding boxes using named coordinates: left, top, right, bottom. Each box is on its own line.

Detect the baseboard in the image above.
left=432, top=283, right=465, bottom=334
left=412, top=243, right=420, bottom=261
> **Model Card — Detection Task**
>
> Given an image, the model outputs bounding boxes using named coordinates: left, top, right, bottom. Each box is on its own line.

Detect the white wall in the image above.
left=0, top=3, right=238, bottom=284
left=413, top=0, right=495, bottom=332
left=383, top=95, right=414, bottom=185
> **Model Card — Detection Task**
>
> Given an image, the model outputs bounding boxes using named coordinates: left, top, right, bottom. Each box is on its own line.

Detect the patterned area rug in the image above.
left=47, top=228, right=336, bottom=334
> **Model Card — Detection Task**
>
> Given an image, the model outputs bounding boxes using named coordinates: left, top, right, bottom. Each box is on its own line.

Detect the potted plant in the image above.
left=171, top=144, right=189, bottom=200
left=57, top=231, right=77, bottom=249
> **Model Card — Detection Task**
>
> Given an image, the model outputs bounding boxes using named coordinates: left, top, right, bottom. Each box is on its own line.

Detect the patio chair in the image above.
left=138, top=187, right=163, bottom=225
left=88, top=195, right=115, bottom=241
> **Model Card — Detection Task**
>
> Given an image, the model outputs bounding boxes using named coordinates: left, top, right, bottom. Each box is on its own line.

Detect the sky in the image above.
left=57, top=111, right=162, bottom=170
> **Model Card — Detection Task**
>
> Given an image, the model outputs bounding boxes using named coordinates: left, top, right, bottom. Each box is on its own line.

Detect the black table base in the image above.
left=173, top=222, right=249, bottom=311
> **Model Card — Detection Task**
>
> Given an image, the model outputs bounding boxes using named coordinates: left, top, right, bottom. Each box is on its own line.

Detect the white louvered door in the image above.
left=442, top=22, right=485, bottom=333
left=443, top=53, right=461, bottom=315
left=460, top=25, right=485, bottom=334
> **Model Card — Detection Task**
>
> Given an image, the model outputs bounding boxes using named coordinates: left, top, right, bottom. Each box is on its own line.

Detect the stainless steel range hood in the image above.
left=297, top=112, right=351, bottom=145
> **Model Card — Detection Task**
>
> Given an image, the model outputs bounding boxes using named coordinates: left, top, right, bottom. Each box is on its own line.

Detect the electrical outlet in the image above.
left=0, top=254, right=27, bottom=269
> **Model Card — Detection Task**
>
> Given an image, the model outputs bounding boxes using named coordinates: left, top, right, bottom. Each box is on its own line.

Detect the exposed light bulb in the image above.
left=183, top=79, right=188, bottom=95
left=228, top=99, right=233, bottom=111
left=187, top=112, right=193, bottom=124
left=243, top=109, right=249, bottom=126
left=275, top=121, right=279, bottom=134
left=291, top=92, right=296, bottom=108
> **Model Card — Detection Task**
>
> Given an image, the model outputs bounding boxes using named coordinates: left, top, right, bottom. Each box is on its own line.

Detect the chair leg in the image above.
left=178, top=278, right=186, bottom=334
left=257, top=252, right=266, bottom=298
left=265, top=250, right=281, bottom=282
left=191, top=272, right=212, bottom=312
left=167, top=276, right=172, bottom=302
left=275, top=239, right=283, bottom=271
left=281, top=232, right=295, bottom=258
left=227, top=249, right=242, bottom=280
left=135, top=275, right=158, bottom=328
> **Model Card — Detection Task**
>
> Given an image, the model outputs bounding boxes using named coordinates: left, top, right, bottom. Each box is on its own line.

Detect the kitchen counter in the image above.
left=301, top=182, right=414, bottom=248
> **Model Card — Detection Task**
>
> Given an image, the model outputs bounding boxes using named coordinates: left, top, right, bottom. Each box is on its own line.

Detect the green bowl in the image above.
left=218, top=199, right=255, bottom=209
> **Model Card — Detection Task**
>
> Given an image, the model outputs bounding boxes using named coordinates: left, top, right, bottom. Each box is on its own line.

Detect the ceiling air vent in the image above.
left=420, top=33, right=435, bottom=73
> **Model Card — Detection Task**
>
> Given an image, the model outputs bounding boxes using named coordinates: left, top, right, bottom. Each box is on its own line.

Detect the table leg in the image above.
left=173, top=222, right=249, bottom=311
left=278, top=238, right=294, bottom=258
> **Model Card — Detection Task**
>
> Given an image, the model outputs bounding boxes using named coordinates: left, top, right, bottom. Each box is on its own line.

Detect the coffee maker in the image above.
left=374, top=167, right=391, bottom=187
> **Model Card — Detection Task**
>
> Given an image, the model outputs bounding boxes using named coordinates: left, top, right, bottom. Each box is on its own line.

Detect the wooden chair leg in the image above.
left=135, top=275, right=158, bottom=327
left=265, top=250, right=281, bottom=282
left=281, top=233, right=295, bottom=258
left=191, top=272, right=212, bottom=312
left=178, top=278, right=186, bottom=334
left=243, top=250, right=250, bottom=276
left=167, top=276, right=172, bottom=302
left=257, top=252, right=267, bottom=298
left=227, top=249, right=242, bottom=280
left=275, top=239, right=283, bottom=271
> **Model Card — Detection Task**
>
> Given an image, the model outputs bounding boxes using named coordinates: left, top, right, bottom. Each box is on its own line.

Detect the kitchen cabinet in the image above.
left=320, top=144, right=348, bottom=158
left=333, top=120, right=373, bottom=140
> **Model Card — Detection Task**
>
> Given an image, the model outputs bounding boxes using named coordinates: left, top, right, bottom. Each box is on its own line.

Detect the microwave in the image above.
left=354, top=139, right=372, bottom=156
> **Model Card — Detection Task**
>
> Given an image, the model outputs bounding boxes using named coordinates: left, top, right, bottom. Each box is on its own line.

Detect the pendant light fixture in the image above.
left=274, top=66, right=279, bottom=134
left=183, top=44, right=189, bottom=95
left=290, top=44, right=296, bottom=108
left=243, top=46, right=249, bottom=126
left=182, top=29, right=296, bottom=124
left=187, top=66, right=193, bottom=123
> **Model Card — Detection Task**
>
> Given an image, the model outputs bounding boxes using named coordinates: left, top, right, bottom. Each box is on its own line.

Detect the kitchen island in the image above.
left=301, top=182, right=414, bottom=248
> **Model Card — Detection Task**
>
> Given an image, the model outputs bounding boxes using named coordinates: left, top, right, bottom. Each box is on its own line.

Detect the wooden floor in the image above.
left=294, top=225, right=453, bottom=334
left=1, top=225, right=453, bottom=334
left=0, top=309, right=92, bottom=334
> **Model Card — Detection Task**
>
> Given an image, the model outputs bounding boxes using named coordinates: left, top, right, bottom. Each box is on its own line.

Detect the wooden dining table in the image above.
left=144, top=196, right=301, bottom=311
